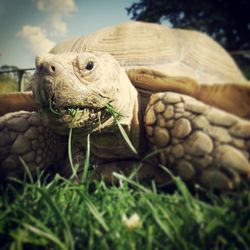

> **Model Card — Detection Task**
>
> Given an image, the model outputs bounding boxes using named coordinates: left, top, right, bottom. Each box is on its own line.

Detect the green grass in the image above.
left=1, top=170, right=250, bottom=250
left=0, top=75, right=18, bottom=92
left=0, top=74, right=31, bottom=93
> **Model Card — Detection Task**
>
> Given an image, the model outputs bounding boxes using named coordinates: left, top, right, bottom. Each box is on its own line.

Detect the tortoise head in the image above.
left=32, top=51, right=138, bottom=134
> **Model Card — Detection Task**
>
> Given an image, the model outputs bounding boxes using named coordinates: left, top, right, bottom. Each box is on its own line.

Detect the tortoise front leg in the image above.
left=145, top=92, right=250, bottom=190
left=0, top=111, right=67, bottom=180
left=0, top=91, right=36, bottom=116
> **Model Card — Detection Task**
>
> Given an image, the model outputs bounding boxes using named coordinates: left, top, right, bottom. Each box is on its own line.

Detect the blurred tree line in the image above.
left=127, top=0, right=250, bottom=78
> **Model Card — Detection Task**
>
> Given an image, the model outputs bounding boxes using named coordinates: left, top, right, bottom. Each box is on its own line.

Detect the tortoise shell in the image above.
left=50, top=21, right=245, bottom=85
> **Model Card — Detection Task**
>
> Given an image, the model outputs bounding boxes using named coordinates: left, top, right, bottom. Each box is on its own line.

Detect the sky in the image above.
left=0, top=0, right=134, bottom=68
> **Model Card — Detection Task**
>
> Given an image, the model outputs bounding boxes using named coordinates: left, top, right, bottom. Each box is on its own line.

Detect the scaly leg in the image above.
left=0, top=111, right=67, bottom=180
left=144, top=92, right=250, bottom=190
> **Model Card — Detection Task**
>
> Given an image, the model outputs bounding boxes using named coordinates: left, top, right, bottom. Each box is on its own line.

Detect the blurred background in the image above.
left=0, top=0, right=249, bottom=92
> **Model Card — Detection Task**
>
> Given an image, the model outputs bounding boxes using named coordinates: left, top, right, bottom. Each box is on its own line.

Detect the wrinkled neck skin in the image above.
left=32, top=52, right=141, bottom=158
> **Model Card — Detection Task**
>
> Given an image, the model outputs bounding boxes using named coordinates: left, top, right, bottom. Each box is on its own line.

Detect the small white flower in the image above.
left=122, top=213, right=141, bottom=229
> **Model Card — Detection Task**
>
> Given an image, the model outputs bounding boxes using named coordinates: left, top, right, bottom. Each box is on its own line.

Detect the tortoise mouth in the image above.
left=35, top=94, right=110, bottom=132
left=46, top=104, right=111, bottom=129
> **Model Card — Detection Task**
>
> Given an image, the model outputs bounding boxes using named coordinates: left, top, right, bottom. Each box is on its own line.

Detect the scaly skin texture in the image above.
left=0, top=112, right=67, bottom=179
left=145, top=92, right=250, bottom=190
left=0, top=52, right=250, bottom=190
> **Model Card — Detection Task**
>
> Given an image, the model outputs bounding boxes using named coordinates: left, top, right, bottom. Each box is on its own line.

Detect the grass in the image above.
left=0, top=74, right=31, bottom=93
left=0, top=75, right=17, bottom=92
left=1, top=166, right=250, bottom=249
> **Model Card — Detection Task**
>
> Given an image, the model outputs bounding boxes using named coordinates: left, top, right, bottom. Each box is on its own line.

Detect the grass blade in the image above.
left=105, top=103, right=137, bottom=155
left=68, top=127, right=77, bottom=178
left=19, top=156, right=34, bottom=184
left=141, top=149, right=162, bottom=161
left=22, top=223, right=67, bottom=250
left=82, top=134, right=91, bottom=183
left=115, top=118, right=138, bottom=155
left=112, top=172, right=151, bottom=193
left=49, top=97, right=61, bottom=116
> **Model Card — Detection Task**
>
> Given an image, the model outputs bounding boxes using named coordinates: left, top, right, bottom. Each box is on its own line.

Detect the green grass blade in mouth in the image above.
left=105, top=103, right=138, bottom=155
left=115, top=119, right=138, bottom=155
left=105, top=103, right=122, bottom=119
left=68, top=127, right=77, bottom=178
left=82, top=134, right=91, bottom=183
left=67, top=108, right=83, bottom=179
left=67, top=108, right=80, bottom=117
left=48, top=97, right=62, bottom=116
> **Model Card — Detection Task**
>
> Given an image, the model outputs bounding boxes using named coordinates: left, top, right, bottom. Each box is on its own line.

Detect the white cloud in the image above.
left=17, top=0, right=77, bottom=57
left=34, top=0, right=77, bottom=14
left=51, top=15, right=68, bottom=35
left=33, top=0, right=77, bottom=35
left=17, top=25, right=55, bottom=54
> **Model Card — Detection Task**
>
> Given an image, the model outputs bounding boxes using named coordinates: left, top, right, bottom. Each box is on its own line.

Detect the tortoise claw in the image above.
left=200, top=169, right=234, bottom=191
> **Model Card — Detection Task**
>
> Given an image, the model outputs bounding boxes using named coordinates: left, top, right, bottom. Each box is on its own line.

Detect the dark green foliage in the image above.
left=127, top=0, right=250, bottom=51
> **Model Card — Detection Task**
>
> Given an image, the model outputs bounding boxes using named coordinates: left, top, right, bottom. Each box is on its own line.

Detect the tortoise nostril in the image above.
left=51, top=66, right=56, bottom=72
left=37, top=63, right=56, bottom=74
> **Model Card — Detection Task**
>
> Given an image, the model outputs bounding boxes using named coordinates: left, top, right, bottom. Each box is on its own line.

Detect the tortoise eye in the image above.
left=85, top=61, right=94, bottom=70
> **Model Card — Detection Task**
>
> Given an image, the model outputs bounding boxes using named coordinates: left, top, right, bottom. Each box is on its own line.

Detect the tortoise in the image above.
left=1, top=21, right=250, bottom=190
